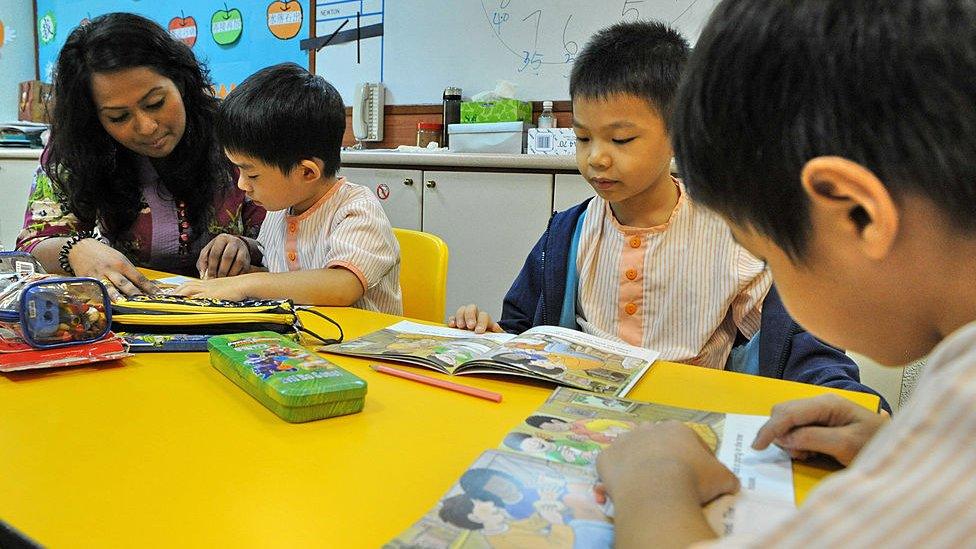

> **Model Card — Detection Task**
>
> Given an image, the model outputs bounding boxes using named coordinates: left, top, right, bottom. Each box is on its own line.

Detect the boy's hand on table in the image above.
left=597, top=421, right=740, bottom=506
left=172, top=277, right=248, bottom=301
left=448, top=304, right=504, bottom=334
left=752, top=393, right=889, bottom=466
left=197, top=233, right=251, bottom=279
left=70, top=238, right=159, bottom=299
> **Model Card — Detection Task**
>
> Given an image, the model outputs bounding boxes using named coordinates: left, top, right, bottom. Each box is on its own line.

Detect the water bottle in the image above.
left=537, top=100, right=555, bottom=129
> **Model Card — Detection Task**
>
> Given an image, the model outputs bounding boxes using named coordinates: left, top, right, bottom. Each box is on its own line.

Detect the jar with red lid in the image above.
left=416, top=122, right=443, bottom=148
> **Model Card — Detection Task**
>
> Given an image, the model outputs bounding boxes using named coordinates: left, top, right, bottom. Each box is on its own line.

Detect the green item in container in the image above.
left=208, top=331, right=366, bottom=423
left=460, top=99, right=532, bottom=124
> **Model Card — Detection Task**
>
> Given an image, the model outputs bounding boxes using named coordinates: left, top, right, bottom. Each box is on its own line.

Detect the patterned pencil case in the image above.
left=209, top=331, right=367, bottom=422
left=110, top=295, right=343, bottom=350
left=0, top=273, right=112, bottom=349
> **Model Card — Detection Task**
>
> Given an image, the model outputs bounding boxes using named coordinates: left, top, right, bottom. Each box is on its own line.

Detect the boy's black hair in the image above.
left=216, top=62, right=345, bottom=177
left=570, top=20, right=690, bottom=123
left=673, top=0, right=976, bottom=260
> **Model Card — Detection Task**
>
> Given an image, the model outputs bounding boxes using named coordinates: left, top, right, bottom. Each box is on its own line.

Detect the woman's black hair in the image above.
left=44, top=12, right=232, bottom=239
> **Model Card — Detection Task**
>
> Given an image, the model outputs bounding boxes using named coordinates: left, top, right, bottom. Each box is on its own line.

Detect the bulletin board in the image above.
left=34, top=0, right=310, bottom=96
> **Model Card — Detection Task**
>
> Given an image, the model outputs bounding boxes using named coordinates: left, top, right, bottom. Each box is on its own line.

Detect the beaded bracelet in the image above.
left=58, top=233, right=92, bottom=275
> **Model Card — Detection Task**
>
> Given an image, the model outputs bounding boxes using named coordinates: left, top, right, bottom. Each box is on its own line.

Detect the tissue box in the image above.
left=460, top=99, right=532, bottom=124
left=208, top=331, right=366, bottom=423
left=527, top=128, right=577, bottom=155
left=448, top=122, right=532, bottom=154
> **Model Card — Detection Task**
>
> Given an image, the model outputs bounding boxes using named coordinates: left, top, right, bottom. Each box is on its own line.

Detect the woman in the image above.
left=17, top=13, right=265, bottom=296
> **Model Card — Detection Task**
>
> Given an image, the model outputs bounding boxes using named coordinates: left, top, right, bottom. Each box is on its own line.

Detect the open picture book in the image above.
left=321, top=320, right=659, bottom=397
left=386, top=387, right=797, bottom=548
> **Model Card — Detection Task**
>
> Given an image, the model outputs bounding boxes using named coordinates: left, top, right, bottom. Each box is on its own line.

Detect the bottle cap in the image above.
left=543, top=100, right=553, bottom=108
left=418, top=122, right=443, bottom=130
left=443, top=87, right=462, bottom=98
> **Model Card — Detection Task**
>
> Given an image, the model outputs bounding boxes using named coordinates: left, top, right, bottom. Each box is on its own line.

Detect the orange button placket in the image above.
left=617, top=233, right=647, bottom=345
left=284, top=219, right=301, bottom=271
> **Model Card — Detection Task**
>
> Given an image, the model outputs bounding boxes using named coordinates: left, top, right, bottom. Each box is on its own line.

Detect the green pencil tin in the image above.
left=208, top=331, right=366, bottom=423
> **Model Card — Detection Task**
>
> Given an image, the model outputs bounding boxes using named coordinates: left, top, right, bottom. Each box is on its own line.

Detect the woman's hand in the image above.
left=197, top=234, right=252, bottom=279
left=68, top=238, right=159, bottom=298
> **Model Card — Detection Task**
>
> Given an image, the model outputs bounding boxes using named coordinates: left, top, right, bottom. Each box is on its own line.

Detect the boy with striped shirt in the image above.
left=450, top=21, right=884, bottom=407
left=174, top=63, right=401, bottom=314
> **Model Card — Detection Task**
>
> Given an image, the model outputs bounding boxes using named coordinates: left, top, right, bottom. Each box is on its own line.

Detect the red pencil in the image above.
left=369, top=364, right=503, bottom=403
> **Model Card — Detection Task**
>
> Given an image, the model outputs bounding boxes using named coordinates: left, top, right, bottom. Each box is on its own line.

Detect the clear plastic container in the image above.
left=416, top=122, right=444, bottom=148
left=537, top=100, right=555, bottom=129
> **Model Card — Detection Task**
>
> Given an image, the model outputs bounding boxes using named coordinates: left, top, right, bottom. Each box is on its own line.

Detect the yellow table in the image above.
left=0, top=306, right=877, bottom=548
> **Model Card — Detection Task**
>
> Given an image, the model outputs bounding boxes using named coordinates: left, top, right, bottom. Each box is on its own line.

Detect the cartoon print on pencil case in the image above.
left=244, top=344, right=306, bottom=379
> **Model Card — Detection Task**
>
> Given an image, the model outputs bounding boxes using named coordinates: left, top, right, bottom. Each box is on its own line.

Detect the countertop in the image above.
left=340, top=149, right=579, bottom=170
left=0, top=148, right=581, bottom=171
left=0, top=148, right=42, bottom=160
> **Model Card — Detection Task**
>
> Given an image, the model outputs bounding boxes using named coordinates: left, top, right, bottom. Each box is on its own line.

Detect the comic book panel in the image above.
left=385, top=450, right=613, bottom=549
left=479, top=332, right=652, bottom=395
left=326, top=321, right=509, bottom=372
left=497, top=389, right=724, bottom=464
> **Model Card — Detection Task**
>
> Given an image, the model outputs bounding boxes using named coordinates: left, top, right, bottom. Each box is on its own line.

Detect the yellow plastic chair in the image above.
left=393, top=228, right=449, bottom=323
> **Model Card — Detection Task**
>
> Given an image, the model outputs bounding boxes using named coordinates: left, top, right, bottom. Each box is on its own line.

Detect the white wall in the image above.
left=0, top=1, right=37, bottom=121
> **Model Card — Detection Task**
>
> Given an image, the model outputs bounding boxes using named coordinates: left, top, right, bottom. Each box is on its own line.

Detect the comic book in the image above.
left=321, top=320, right=658, bottom=397
left=386, top=388, right=797, bottom=547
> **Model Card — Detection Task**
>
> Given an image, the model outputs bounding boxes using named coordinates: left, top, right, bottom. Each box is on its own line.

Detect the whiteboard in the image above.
left=314, top=0, right=720, bottom=105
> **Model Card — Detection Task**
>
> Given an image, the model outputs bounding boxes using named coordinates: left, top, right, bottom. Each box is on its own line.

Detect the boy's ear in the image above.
left=800, top=157, right=899, bottom=260
left=295, top=158, right=324, bottom=182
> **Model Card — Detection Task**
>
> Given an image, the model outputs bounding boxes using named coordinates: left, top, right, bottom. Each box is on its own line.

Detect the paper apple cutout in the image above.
left=267, top=0, right=302, bottom=40
left=211, top=5, right=243, bottom=46
left=168, top=13, right=198, bottom=47
left=38, top=11, right=56, bottom=45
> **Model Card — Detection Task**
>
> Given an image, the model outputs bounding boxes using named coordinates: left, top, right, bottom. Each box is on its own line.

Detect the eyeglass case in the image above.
left=208, top=331, right=366, bottom=423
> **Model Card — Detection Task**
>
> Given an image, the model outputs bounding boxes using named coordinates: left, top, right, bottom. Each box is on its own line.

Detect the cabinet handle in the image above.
left=425, top=180, right=436, bottom=189
left=403, top=178, right=414, bottom=186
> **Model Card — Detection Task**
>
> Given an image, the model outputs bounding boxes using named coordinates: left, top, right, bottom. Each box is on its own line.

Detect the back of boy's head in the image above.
left=569, top=21, right=689, bottom=123
left=673, top=0, right=976, bottom=259
left=216, top=62, right=345, bottom=177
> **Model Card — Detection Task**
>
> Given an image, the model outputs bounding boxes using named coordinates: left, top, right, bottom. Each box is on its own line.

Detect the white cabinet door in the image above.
left=339, top=167, right=423, bottom=231
left=422, top=171, right=553, bottom=322
left=553, top=173, right=593, bottom=213
left=0, top=159, right=39, bottom=251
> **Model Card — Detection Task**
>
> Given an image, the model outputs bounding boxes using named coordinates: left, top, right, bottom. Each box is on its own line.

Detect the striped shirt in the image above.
left=257, top=178, right=402, bottom=315
left=575, top=180, right=771, bottom=369
left=703, top=319, right=976, bottom=548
